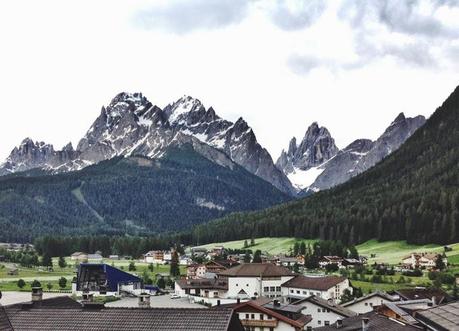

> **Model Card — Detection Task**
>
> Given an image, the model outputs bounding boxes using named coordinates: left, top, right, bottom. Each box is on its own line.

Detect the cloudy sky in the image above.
left=1, top=0, right=458, bottom=161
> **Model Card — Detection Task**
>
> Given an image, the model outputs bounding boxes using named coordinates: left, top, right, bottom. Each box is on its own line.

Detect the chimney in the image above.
left=31, top=287, right=43, bottom=303
left=138, top=293, right=151, bottom=308
left=82, top=291, right=94, bottom=303
left=336, top=319, right=343, bottom=329
left=273, top=299, right=280, bottom=307
left=361, top=317, right=370, bottom=331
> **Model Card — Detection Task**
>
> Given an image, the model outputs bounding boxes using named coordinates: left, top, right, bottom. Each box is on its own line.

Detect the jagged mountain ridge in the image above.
left=276, top=113, right=426, bottom=193
left=0, top=93, right=294, bottom=194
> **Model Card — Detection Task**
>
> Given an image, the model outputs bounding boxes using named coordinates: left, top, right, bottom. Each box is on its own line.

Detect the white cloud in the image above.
left=0, top=0, right=458, bottom=163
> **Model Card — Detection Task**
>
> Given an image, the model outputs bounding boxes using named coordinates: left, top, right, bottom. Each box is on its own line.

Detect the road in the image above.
left=0, top=291, right=69, bottom=306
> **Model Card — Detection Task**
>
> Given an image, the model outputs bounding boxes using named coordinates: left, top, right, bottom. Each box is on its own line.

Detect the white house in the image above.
left=218, top=263, right=296, bottom=299
left=293, top=295, right=356, bottom=329
left=318, top=256, right=344, bottom=268
left=281, top=275, right=350, bottom=302
left=341, top=291, right=397, bottom=314
left=144, top=250, right=172, bottom=264
left=175, top=278, right=229, bottom=299
left=234, top=300, right=311, bottom=331
left=401, top=253, right=447, bottom=269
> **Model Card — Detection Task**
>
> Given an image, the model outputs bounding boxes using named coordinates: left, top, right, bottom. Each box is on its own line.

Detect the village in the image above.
left=1, top=240, right=457, bottom=330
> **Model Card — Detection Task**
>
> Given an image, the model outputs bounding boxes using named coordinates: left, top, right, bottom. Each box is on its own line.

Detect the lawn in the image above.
left=195, top=237, right=316, bottom=255
left=195, top=237, right=459, bottom=266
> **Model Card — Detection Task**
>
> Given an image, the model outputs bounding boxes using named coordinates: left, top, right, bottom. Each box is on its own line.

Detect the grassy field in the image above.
left=195, top=237, right=316, bottom=255
left=197, top=237, right=459, bottom=266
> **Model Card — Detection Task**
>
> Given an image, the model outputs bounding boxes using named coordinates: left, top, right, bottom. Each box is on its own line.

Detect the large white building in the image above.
left=218, top=263, right=296, bottom=299
left=281, top=275, right=350, bottom=303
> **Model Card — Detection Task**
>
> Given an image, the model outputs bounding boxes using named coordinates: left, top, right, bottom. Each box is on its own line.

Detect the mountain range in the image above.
left=0, top=92, right=425, bottom=196
left=0, top=93, right=293, bottom=195
left=191, top=85, right=459, bottom=246
left=275, top=113, right=425, bottom=193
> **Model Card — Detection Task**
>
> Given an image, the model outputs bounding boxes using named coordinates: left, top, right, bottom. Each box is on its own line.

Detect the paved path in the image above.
left=0, top=291, right=69, bottom=306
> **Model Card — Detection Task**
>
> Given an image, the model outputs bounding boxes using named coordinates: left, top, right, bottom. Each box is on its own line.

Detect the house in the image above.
left=175, top=278, right=229, bottom=299
left=188, top=260, right=240, bottom=279
left=87, top=253, right=103, bottom=262
left=401, top=252, right=447, bottom=269
left=292, top=295, right=356, bottom=329
left=218, top=263, right=296, bottom=299
left=108, top=255, right=119, bottom=260
left=7, top=268, right=18, bottom=276
left=281, top=275, right=350, bottom=302
left=415, top=301, right=459, bottom=330
left=179, top=255, right=192, bottom=266
left=342, top=291, right=398, bottom=314
left=342, top=258, right=362, bottom=267
left=191, top=247, right=208, bottom=258
left=143, top=250, right=164, bottom=264
left=375, top=299, right=434, bottom=325
left=392, top=288, right=452, bottom=304
left=0, top=291, right=244, bottom=331
left=278, top=256, right=299, bottom=267
left=232, top=299, right=312, bottom=331
left=72, top=263, right=142, bottom=296
left=318, top=256, right=344, bottom=268
left=70, top=252, right=88, bottom=261
left=315, top=311, right=421, bottom=331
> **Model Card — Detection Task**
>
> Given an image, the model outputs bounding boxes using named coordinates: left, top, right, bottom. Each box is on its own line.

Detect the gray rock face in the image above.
left=275, top=122, right=339, bottom=191
left=280, top=113, right=426, bottom=194
left=0, top=92, right=294, bottom=194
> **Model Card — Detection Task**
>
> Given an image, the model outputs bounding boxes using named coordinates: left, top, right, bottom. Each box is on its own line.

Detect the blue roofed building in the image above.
left=73, top=263, right=142, bottom=296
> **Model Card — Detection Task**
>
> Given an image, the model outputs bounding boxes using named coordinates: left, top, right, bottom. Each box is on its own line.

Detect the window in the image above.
left=317, top=308, right=321, bottom=312
left=264, top=287, right=269, bottom=292
left=307, top=327, right=312, bottom=331
left=318, top=320, right=322, bottom=325
left=290, top=290, right=294, bottom=293
left=246, top=284, right=249, bottom=287
left=370, top=303, right=373, bottom=307
left=251, top=314, right=255, bottom=319
left=303, top=291, right=307, bottom=294
left=276, top=287, right=281, bottom=291
left=267, top=315, right=272, bottom=320
left=296, top=290, right=300, bottom=294
left=270, top=286, right=275, bottom=291
left=260, top=314, right=264, bottom=320
left=245, top=314, right=249, bottom=319
left=365, top=303, right=368, bottom=306
left=325, top=321, right=330, bottom=326
left=270, top=328, right=274, bottom=331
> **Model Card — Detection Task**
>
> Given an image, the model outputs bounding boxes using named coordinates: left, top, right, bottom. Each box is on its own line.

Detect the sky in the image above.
left=0, top=0, right=458, bottom=162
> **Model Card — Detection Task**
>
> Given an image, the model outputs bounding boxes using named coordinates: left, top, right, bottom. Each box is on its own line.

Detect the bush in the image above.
left=58, top=277, right=67, bottom=289
left=31, top=280, right=41, bottom=288
left=402, top=269, right=423, bottom=277
left=17, top=279, right=26, bottom=289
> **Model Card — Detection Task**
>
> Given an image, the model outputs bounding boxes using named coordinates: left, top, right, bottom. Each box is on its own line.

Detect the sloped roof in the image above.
left=3, top=306, right=242, bottom=331
left=415, top=301, right=459, bottom=330
left=315, top=312, right=420, bottom=331
left=6, top=296, right=82, bottom=310
left=176, top=278, right=228, bottom=290
left=233, top=300, right=311, bottom=328
left=294, top=295, right=356, bottom=318
left=0, top=304, right=13, bottom=331
left=395, top=288, right=452, bottom=304
left=281, top=275, right=346, bottom=291
left=218, top=263, right=294, bottom=277
left=342, top=291, right=397, bottom=307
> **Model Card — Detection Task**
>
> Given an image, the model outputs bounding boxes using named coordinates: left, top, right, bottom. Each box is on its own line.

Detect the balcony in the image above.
left=240, top=319, right=278, bottom=327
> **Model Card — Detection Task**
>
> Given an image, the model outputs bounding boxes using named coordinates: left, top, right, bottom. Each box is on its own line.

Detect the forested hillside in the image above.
left=192, top=86, right=459, bottom=245
left=0, top=145, right=289, bottom=242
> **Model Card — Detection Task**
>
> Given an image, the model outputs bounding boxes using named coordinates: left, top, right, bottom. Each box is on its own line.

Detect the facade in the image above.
left=175, top=278, right=229, bottom=299
left=401, top=252, right=447, bottom=269
left=342, top=291, right=397, bottom=314
left=144, top=250, right=164, bottom=264
left=219, top=263, right=296, bottom=299
left=281, top=275, right=350, bottom=302
left=293, top=295, right=356, bottom=329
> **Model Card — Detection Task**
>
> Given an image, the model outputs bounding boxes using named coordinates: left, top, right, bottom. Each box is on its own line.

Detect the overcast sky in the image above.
left=1, top=0, right=458, bottom=162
